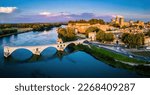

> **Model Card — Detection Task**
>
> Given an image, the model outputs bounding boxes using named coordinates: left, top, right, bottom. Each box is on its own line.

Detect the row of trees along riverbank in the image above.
left=68, top=19, right=105, bottom=25
left=0, top=23, right=63, bottom=36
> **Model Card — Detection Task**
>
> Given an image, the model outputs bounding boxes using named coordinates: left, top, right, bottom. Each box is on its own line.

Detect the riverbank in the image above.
left=74, top=44, right=149, bottom=65
left=0, top=28, right=33, bottom=38
left=0, top=23, right=63, bottom=38
left=73, top=44, right=150, bottom=76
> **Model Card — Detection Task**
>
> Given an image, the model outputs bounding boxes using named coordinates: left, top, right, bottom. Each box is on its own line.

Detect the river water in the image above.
left=0, top=25, right=144, bottom=78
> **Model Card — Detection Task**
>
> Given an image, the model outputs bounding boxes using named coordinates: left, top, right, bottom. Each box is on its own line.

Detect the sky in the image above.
left=0, top=0, right=150, bottom=23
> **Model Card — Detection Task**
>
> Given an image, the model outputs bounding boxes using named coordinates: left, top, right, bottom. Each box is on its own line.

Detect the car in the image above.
left=129, top=55, right=133, bottom=58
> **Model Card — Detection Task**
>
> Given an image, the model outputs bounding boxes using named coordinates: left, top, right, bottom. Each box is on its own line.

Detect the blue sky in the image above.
left=0, top=0, right=150, bottom=23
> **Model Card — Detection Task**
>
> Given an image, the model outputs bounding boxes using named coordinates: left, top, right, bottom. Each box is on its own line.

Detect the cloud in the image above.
left=0, top=7, right=17, bottom=13
left=39, top=12, right=51, bottom=16
left=4, top=11, right=149, bottom=23
left=16, top=12, right=112, bottom=23
left=39, top=12, right=71, bottom=17
left=111, top=15, right=124, bottom=18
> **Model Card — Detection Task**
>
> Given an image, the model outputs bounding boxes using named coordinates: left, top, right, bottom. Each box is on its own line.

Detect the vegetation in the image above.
left=0, top=28, right=17, bottom=35
left=88, top=19, right=105, bottom=25
left=121, top=33, right=144, bottom=48
left=84, top=26, right=114, bottom=42
left=85, top=26, right=99, bottom=37
left=0, top=23, right=63, bottom=36
left=57, top=27, right=77, bottom=42
left=74, top=44, right=146, bottom=64
left=73, top=44, right=150, bottom=76
left=145, top=29, right=150, bottom=37
left=96, top=30, right=114, bottom=43
left=96, top=30, right=105, bottom=42
left=0, top=23, right=61, bottom=29
left=121, top=25, right=129, bottom=29
left=68, top=19, right=105, bottom=25
left=111, top=23, right=120, bottom=28
left=104, top=33, right=115, bottom=42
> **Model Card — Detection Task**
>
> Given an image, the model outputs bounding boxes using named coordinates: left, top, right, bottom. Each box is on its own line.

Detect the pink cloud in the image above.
left=0, top=7, right=17, bottom=13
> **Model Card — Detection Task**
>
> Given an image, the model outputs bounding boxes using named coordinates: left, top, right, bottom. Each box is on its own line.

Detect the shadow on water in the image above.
left=4, top=44, right=150, bottom=77
left=4, top=46, right=75, bottom=64
left=4, top=47, right=59, bottom=63
left=0, top=25, right=149, bottom=77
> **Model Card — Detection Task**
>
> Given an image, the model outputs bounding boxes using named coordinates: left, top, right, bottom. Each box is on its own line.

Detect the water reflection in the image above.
left=4, top=48, right=58, bottom=63
left=0, top=25, right=148, bottom=78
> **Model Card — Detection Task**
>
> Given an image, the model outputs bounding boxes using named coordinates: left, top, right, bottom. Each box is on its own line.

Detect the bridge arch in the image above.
left=4, top=38, right=91, bottom=58
left=64, top=43, right=76, bottom=51
left=40, top=47, right=57, bottom=56
left=11, top=48, right=33, bottom=55
left=11, top=48, right=33, bottom=61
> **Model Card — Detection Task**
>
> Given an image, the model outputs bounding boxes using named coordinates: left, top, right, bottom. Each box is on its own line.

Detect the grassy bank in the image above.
left=74, top=44, right=147, bottom=65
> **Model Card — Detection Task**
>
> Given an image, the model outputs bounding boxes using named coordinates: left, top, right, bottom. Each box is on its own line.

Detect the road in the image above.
left=85, top=41, right=150, bottom=62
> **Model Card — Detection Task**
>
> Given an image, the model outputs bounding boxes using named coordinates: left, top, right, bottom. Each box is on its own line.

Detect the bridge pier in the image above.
left=4, top=52, right=10, bottom=58
left=4, top=47, right=12, bottom=58
left=33, top=48, right=41, bottom=55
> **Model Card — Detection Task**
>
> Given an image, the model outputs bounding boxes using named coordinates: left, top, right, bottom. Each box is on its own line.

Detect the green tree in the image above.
left=96, top=30, right=105, bottom=42
left=104, top=33, right=114, bottom=42
left=88, top=19, right=105, bottom=25
left=121, top=33, right=144, bottom=48
left=121, top=33, right=130, bottom=44
left=85, top=26, right=99, bottom=37
left=57, top=27, right=76, bottom=42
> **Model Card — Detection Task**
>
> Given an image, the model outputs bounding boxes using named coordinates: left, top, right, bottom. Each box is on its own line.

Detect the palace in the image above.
left=111, top=16, right=144, bottom=27
left=68, top=23, right=113, bottom=33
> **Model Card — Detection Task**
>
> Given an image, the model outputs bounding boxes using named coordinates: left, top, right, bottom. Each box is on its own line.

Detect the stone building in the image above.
left=145, top=36, right=150, bottom=46
left=88, top=32, right=96, bottom=41
left=68, top=23, right=113, bottom=33
left=111, top=16, right=145, bottom=27
left=111, top=16, right=126, bottom=27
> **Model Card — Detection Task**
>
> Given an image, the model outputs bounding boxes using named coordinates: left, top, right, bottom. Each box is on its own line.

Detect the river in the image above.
left=0, top=25, right=145, bottom=78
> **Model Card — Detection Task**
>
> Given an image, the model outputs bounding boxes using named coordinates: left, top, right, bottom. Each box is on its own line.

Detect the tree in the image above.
left=121, top=33, right=144, bottom=48
left=57, top=27, right=76, bottom=42
left=104, top=33, right=114, bottom=42
left=68, top=19, right=105, bottom=25
left=96, top=30, right=105, bottom=42
left=88, top=19, right=105, bottom=25
left=112, top=23, right=120, bottom=28
left=135, top=33, right=144, bottom=47
left=85, top=26, right=99, bottom=37
left=77, top=19, right=87, bottom=23
left=121, top=33, right=130, bottom=44
left=96, top=29, right=114, bottom=43
left=121, top=25, right=128, bottom=29
left=145, top=30, right=150, bottom=37
left=139, top=25, right=144, bottom=29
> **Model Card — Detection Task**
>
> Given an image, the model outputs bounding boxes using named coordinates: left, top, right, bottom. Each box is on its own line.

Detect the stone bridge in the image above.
left=4, top=38, right=90, bottom=58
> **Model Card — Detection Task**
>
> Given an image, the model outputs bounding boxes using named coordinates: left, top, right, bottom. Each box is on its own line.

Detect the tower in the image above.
left=119, top=17, right=124, bottom=26
left=115, top=16, right=119, bottom=24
